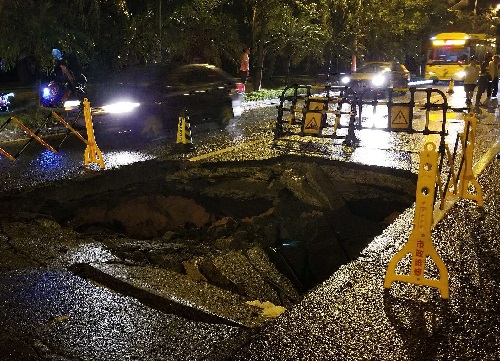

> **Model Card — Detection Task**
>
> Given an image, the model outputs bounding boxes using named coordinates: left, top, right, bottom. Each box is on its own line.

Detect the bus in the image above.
left=424, top=32, right=496, bottom=82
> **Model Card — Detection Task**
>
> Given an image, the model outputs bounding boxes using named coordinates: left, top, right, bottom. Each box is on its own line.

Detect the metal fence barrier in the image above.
left=275, top=84, right=483, bottom=298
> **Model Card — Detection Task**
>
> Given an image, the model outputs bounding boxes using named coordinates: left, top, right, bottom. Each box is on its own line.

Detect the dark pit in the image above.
left=2, top=155, right=416, bottom=293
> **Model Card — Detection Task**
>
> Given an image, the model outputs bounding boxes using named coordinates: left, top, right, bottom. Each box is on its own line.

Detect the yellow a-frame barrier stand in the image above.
left=384, top=142, right=449, bottom=299
left=442, top=113, right=482, bottom=207
left=82, top=98, right=104, bottom=168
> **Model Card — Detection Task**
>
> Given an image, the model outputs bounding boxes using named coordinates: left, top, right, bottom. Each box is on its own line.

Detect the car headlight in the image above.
left=371, top=74, right=386, bottom=87
left=102, top=101, right=140, bottom=113
left=63, top=100, right=81, bottom=109
left=455, top=71, right=465, bottom=79
left=341, top=76, right=350, bottom=85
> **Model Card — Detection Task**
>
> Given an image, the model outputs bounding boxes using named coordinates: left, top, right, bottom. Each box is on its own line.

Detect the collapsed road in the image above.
left=0, top=152, right=417, bottom=359
left=1, top=85, right=499, bottom=360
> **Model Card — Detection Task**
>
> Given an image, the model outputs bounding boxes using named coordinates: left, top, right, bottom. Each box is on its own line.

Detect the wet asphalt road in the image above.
left=0, top=84, right=499, bottom=360
left=0, top=84, right=485, bottom=188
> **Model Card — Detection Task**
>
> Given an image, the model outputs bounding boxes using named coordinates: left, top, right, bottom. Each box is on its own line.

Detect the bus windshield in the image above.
left=427, top=47, right=468, bottom=64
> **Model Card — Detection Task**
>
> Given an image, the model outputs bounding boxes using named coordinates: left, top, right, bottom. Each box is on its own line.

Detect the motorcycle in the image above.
left=40, top=73, right=87, bottom=108
left=0, top=92, right=14, bottom=112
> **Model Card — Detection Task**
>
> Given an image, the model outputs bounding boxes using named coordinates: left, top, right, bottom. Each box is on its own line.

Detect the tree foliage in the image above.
left=164, top=0, right=241, bottom=67
left=0, top=0, right=497, bottom=85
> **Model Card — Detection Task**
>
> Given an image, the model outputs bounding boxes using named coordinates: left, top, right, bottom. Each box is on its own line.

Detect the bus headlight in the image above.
left=371, top=74, right=386, bottom=87
left=455, top=71, right=465, bottom=79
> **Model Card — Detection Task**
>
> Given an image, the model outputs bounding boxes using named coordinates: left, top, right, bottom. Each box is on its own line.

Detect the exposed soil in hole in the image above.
left=1, top=155, right=416, bottom=295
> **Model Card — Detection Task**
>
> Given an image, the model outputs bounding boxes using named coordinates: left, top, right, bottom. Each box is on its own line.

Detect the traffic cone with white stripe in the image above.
left=176, top=110, right=194, bottom=150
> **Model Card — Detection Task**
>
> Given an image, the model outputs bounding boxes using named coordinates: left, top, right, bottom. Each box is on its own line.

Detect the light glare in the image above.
left=102, top=102, right=140, bottom=113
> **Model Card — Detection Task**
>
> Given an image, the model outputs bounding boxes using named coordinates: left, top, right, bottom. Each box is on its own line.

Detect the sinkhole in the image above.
left=26, top=156, right=416, bottom=294
left=3, top=156, right=417, bottom=323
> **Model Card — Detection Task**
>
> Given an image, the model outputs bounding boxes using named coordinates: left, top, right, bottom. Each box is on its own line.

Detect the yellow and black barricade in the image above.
left=176, top=110, right=194, bottom=150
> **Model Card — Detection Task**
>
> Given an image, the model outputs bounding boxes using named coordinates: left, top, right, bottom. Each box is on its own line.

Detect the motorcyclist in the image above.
left=52, top=48, right=75, bottom=104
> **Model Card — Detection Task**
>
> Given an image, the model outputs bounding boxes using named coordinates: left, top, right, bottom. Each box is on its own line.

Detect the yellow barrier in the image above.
left=10, top=116, right=58, bottom=153
left=384, top=142, right=449, bottom=298
left=447, top=113, right=482, bottom=206
left=82, top=98, right=105, bottom=168
left=0, top=116, right=58, bottom=160
left=0, top=99, right=104, bottom=169
left=176, top=112, right=193, bottom=146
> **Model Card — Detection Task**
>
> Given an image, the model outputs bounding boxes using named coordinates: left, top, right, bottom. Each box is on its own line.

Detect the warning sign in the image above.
left=309, top=102, right=325, bottom=111
left=390, top=105, right=410, bottom=130
left=303, top=113, right=321, bottom=135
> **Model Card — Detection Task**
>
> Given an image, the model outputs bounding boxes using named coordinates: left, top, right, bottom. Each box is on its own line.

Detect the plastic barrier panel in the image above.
left=444, top=113, right=482, bottom=206
left=384, top=142, right=449, bottom=298
left=82, top=98, right=104, bottom=168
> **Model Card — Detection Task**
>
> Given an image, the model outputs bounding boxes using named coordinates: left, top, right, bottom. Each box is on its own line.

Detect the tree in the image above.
left=0, top=0, right=495, bottom=86
left=0, top=0, right=62, bottom=81
left=163, top=0, right=241, bottom=67
left=240, top=0, right=333, bottom=89
left=277, top=2, right=332, bottom=81
left=0, top=0, right=110, bottom=81
left=343, top=0, right=451, bottom=67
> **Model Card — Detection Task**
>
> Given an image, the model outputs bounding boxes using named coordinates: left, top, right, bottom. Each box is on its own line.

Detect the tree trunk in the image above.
left=253, top=21, right=266, bottom=91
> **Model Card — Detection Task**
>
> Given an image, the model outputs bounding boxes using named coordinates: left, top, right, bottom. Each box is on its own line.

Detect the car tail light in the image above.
left=236, top=83, right=245, bottom=93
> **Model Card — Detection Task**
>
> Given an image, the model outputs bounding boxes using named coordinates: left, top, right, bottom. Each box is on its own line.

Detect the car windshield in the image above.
left=356, top=63, right=391, bottom=73
left=107, top=64, right=168, bottom=87
left=103, top=64, right=235, bottom=88
left=172, top=66, right=231, bottom=85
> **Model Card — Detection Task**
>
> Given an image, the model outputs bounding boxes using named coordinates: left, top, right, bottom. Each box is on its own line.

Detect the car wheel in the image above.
left=220, top=104, right=234, bottom=128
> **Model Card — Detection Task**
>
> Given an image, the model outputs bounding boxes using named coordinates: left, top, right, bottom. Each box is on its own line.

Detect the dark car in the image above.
left=88, top=63, right=244, bottom=138
left=340, top=61, right=410, bottom=93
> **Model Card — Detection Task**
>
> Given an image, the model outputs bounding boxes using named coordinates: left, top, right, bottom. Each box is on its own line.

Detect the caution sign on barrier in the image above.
left=390, top=105, right=410, bottom=130
left=301, top=96, right=329, bottom=136
left=302, top=113, right=321, bottom=135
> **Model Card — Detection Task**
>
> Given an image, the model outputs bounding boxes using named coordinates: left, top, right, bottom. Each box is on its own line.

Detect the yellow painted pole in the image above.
left=176, top=115, right=186, bottom=144
left=0, top=147, right=15, bottom=161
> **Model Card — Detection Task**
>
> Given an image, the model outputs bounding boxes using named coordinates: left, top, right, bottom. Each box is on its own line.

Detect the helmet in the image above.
left=52, top=48, right=63, bottom=60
